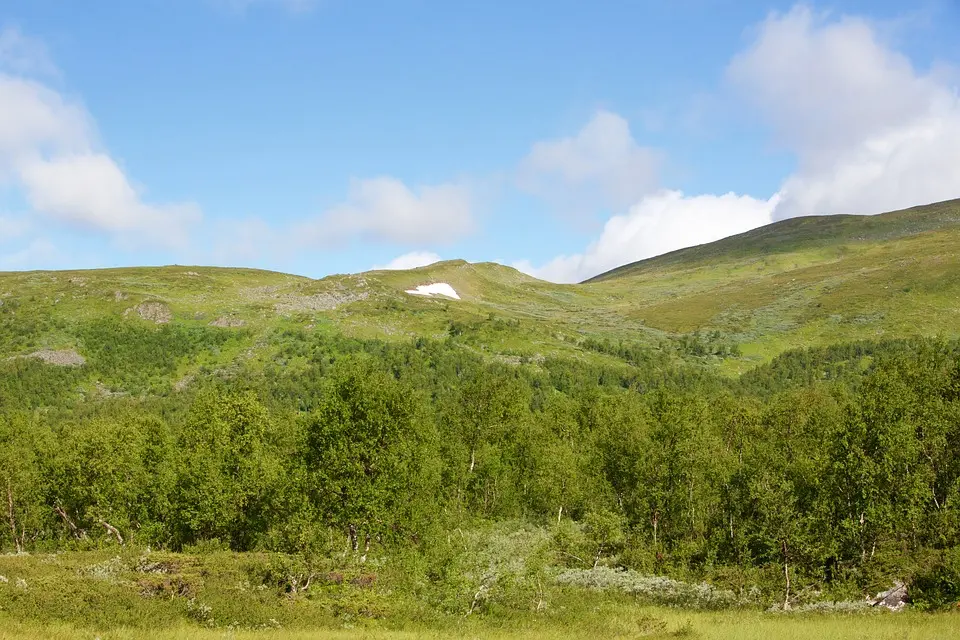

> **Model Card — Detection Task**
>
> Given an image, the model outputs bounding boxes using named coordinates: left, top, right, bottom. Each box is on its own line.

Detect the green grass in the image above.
left=1, top=606, right=958, bottom=639
left=3, top=200, right=960, bottom=384
left=587, top=198, right=960, bottom=281
left=1, top=548, right=958, bottom=640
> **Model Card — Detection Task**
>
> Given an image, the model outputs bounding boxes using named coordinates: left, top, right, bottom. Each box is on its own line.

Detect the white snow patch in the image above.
left=405, top=283, right=461, bottom=300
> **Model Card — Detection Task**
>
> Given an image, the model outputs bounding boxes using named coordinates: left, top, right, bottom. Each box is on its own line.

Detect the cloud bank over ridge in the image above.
left=517, top=6, right=960, bottom=282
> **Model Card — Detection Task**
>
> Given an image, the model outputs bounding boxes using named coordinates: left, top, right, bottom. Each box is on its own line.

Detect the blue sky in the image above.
left=1, top=1, right=959, bottom=281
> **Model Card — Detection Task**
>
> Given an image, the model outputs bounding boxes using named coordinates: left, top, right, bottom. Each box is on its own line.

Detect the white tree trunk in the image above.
left=6, top=481, right=21, bottom=554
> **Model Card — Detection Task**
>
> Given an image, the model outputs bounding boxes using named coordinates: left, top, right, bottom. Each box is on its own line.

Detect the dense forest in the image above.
left=2, top=315, right=960, bottom=612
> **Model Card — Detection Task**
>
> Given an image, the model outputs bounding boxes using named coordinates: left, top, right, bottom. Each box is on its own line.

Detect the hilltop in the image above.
left=588, top=198, right=960, bottom=281
left=3, top=199, right=960, bottom=379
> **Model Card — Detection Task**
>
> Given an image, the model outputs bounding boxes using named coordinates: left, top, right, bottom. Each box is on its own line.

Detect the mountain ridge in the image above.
left=585, top=197, right=960, bottom=283
left=3, top=198, right=960, bottom=377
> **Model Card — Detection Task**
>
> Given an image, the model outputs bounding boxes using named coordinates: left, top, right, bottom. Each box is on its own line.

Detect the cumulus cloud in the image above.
left=515, top=190, right=775, bottom=283
left=199, top=178, right=469, bottom=268
left=373, top=251, right=443, bottom=271
left=0, top=27, right=201, bottom=251
left=17, top=154, right=199, bottom=245
left=517, top=110, right=661, bottom=216
left=518, top=6, right=960, bottom=283
left=0, top=76, right=90, bottom=162
left=297, top=177, right=474, bottom=246
left=728, top=5, right=960, bottom=220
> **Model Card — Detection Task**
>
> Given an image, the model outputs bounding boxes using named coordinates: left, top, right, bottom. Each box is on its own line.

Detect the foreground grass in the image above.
left=1, top=608, right=959, bottom=640
left=1, top=549, right=959, bottom=640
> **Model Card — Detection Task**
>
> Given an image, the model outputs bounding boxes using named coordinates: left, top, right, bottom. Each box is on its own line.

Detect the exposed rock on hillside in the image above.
left=173, top=375, right=195, bottom=392
left=210, top=316, right=246, bottom=328
left=130, top=301, right=172, bottom=324
left=94, top=381, right=127, bottom=398
left=26, top=349, right=86, bottom=367
left=274, top=291, right=369, bottom=313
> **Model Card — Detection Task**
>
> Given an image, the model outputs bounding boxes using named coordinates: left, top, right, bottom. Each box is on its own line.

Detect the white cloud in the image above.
left=516, top=190, right=774, bottom=283
left=0, top=76, right=90, bottom=164
left=517, top=110, right=660, bottom=216
left=199, top=178, right=470, bottom=268
left=297, top=177, right=474, bottom=246
left=373, top=251, right=443, bottom=271
left=0, top=27, right=201, bottom=250
left=518, top=6, right=960, bottom=283
left=17, top=153, right=200, bottom=246
left=728, top=5, right=960, bottom=220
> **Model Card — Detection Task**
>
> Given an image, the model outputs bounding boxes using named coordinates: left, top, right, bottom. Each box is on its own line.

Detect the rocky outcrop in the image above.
left=274, top=291, right=369, bottom=313
left=869, top=582, right=908, bottom=611
left=129, top=301, right=172, bottom=324
left=26, top=349, right=86, bottom=367
left=210, top=316, right=245, bottom=328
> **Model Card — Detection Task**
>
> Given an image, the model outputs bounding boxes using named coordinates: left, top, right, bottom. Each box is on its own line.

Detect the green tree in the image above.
left=51, top=416, right=149, bottom=543
left=174, top=388, right=280, bottom=549
left=304, top=356, right=439, bottom=551
left=0, top=414, right=50, bottom=552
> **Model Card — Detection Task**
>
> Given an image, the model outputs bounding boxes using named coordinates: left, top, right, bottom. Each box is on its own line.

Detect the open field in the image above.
left=1, top=608, right=959, bottom=640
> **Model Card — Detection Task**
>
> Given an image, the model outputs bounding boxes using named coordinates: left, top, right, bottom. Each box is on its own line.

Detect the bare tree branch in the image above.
left=53, top=504, right=83, bottom=539
left=99, top=520, right=124, bottom=545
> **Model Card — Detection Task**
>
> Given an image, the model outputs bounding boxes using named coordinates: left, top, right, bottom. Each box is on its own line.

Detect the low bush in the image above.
left=910, top=548, right=960, bottom=611
left=555, top=567, right=739, bottom=609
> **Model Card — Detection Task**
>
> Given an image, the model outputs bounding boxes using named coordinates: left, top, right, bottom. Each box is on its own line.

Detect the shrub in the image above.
left=555, top=567, right=739, bottom=609
left=910, top=548, right=960, bottom=611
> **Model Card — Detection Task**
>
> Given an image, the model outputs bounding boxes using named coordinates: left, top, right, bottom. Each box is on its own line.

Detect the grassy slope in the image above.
left=584, top=198, right=960, bottom=373
left=2, top=199, right=960, bottom=380
left=0, top=260, right=656, bottom=386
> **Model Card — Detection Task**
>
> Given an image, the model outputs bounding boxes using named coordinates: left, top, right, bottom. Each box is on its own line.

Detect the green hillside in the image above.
left=589, top=199, right=960, bottom=280
left=4, top=199, right=960, bottom=381
left=5, top=199, right=960, bottom=636
left=582, top=198, right=960, bottom=372
left=0, top=257, right=663, bottom=393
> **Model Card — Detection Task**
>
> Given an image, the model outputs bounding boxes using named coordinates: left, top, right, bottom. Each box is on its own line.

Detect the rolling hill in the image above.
left=2, top=198, right=960, bottom=382
left=583, top=197, right=960, bottom=371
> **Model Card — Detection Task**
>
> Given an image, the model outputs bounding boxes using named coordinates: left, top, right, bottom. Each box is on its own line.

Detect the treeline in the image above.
left=2, top=327, right=960, bottom=606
